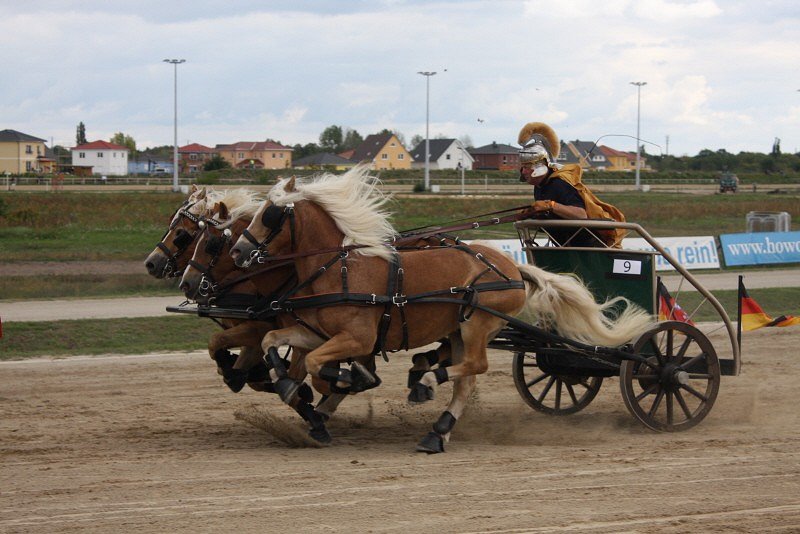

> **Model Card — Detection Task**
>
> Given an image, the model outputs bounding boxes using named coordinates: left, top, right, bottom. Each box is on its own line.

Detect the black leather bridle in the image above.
left=240, top=202, right=296, bottom=263
left=155, top=201, right=222, bottom=277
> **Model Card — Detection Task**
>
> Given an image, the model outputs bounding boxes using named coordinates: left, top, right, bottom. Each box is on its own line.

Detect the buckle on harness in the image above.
left=472, top=222, right=480, bottom=229
left=270, top=300, right=282, bottom=311
left=450, top=286, right=460, bottom=294
left=491, top=217, right=500, bottom=224
left=369, top=293, right=377, bottom=304
left=392, top=294, right=407, bottom=306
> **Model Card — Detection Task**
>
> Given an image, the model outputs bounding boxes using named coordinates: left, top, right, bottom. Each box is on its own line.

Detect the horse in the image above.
left=179, top=196, right=386, bottom=442
left=229, top=166, right=653, bottom=452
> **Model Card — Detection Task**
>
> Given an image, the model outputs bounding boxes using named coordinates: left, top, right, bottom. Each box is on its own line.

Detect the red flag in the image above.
left=740, top=283, right=800, bottom=331
left=657, top=280, right=694, bottom=325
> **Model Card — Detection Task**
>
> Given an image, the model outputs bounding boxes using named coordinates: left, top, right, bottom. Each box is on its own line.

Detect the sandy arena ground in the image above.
left=1, top=325, right=799, bottom=533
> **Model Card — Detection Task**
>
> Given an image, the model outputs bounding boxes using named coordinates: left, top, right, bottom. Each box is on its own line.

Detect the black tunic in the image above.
left=532, top=177, right=595, bottom=247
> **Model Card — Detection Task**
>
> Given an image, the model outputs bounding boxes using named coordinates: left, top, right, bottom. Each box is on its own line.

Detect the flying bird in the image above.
left=477, top=118, right=485, bottom=123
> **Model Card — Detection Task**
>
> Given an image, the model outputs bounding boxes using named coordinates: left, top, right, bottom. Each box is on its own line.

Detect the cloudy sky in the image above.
left=2, top=0, right=799, bottom=156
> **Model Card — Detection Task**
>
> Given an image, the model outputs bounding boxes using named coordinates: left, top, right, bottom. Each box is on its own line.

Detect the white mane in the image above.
left=267, top=166, right=396, bottom=259
left=208, top=188, right=263, bottom=228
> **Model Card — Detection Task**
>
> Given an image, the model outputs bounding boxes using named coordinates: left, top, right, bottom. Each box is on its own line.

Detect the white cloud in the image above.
left=0, top=1, right=798, bottom=155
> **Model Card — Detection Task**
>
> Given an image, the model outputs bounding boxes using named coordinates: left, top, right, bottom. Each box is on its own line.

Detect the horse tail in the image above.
left=516, top=263, right=653, bottom=347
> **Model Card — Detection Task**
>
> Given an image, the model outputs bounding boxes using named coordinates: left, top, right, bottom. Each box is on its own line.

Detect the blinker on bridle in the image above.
left=241, top=203, right=295, bottom=261
left=155, top=200, right=223, bottom=277
left=188, top=223, right=233, bottom=297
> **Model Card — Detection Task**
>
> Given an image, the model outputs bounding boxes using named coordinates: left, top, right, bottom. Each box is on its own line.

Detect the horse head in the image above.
left=144, top=185, right=212, bottom=278
left=179, top=201, right=240, bottom=302
left=231, top=177, right=298, bottom=268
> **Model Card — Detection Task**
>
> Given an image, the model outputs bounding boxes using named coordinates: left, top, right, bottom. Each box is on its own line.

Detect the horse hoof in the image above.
left=309, top=426, right=332, bottom=444
left=350, top=362, right=382, bottom=393
left=407, top=369, right=425, bottom=389
left=407, top=382, right=434, bottom=404
left=416, top=431, right=445, bottom=454
left=223, top=369, right=247, bottom=393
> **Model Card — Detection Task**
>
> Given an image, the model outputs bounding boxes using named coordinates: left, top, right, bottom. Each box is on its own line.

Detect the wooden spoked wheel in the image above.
left=620, top=321, right=721, bottom=432
left=512, top=351, right=603, bottom=415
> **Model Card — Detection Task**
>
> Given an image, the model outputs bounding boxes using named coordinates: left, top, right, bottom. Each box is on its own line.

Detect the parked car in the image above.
left=719, top=171, right=738, bottom=193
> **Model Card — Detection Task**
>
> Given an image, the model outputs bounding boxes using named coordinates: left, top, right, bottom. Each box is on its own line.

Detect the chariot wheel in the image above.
left=512, top=351, right=603, bottom=415
left=620, top=321, right=720, bottom=432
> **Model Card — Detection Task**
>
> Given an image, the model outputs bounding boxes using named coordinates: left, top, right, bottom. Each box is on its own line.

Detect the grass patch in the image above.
left=0, top=316, right=219, bottom=359
left=0, top=274, right=180, bottom=300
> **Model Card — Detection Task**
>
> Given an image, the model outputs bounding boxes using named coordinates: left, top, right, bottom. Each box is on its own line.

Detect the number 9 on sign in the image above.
left=613, top=258, right=642, bottom=275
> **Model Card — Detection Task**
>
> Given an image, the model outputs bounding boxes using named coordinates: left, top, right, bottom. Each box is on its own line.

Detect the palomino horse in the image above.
left=230, top=167, right=653, bottom=452
left=180, top=197, right=383, bottom=442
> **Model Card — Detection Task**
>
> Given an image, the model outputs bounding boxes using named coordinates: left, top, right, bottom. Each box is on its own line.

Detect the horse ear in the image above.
left=190, top=184, right=198, bottom=193
left=197, top=187, right=206, bottom=200
left=218, top=202, right=229, bottom=220
left=283, top=176, right=296, bottom=192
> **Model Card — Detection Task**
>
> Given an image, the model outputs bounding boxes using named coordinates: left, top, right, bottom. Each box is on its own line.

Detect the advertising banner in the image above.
left=622, top=236, right=720, bottom=271
left=480, top=236, right=720, bottom=271
left=719, top=231, right=800, bottom=266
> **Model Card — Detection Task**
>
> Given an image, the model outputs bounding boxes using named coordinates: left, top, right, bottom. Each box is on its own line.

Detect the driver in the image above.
left=518, top=122, right=624, bottom=247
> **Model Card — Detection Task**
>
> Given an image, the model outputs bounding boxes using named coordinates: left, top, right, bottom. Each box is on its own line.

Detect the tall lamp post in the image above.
left=417, top=71, right=437, bottom=191
left=164, top=59, right=186, bottom=193
left=630, top=81, right=646, bottom=190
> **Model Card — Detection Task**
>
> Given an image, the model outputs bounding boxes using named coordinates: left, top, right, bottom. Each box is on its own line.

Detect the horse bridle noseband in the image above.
left=240, top=203, right=296, bottom=263
left=186, top=220, right=231, bottom=297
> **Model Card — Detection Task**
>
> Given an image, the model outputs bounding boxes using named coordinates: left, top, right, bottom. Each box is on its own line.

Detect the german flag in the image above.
left=739, top=279, right=800, bottom=331
left=657, top=279, right=694, bottom=324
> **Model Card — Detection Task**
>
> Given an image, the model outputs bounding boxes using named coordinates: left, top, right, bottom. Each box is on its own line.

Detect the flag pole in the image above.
left=737, top=275, right=743, bottom=355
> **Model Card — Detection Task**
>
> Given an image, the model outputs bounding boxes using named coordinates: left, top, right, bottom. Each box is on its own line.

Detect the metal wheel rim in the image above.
left=620, top=321, right=720, bottom=432
left=512, top=351, right=603, bottom=415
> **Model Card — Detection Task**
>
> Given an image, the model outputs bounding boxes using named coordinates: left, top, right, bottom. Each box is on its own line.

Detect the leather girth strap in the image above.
left=374, top=252, right=409, bottom=361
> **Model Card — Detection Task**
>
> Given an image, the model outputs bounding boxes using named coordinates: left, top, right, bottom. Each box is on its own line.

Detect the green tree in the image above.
left=410, top=134, right=424, bottom=149
left=110, top=132, right=137, bottom=155
left=342, top=128, right=363, bottom=151
left=319, top=125, right=344, bottom=152
left=76, top=122, right=87, bottom=145
left=203, top=155, right=231, bottom=171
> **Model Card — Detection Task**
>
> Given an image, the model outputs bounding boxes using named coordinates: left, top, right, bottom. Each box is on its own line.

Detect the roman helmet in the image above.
left=518, top=122, right=560, bottom=179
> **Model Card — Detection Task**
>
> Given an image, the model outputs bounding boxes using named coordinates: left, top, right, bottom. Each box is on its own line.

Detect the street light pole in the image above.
left=630, top=81, right=646, bottom=190
left=417, top=71, right=437, bottom=191
left=164, top=59, right=186, bottom=193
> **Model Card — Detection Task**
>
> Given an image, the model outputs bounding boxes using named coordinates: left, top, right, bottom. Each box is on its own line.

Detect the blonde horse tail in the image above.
left=516, top=263, right=653, bottom=347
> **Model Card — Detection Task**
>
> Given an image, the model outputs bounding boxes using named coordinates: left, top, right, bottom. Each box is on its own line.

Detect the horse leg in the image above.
left=260, top=326, right=332, bottom=443
left=416, top=375, right=477, bottom=453
left=412, top=317, right=502, bottom=452
left=300, top=333, right=376, bottom=395
left=208, top=321, right=269, bottom=393
left=408, top=337, right=453, bottom=389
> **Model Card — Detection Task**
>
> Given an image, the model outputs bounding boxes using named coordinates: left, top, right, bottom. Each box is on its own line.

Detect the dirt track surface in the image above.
left=2, top=326, right=799, bottom=533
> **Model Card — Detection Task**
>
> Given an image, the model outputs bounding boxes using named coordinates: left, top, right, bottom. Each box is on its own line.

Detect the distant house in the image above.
left=71, top=140, right=129, bottom=176
left=468, top=142, right=518, bottom=171
left=0, top=129, right=49, bottom=174
left=128, top=156, right=174, bottom=176
left=599, top=145, right=641, bottom=172
left=215, top=140, right=293, bottom=169
left=410, top=138, right=474, bottom=171
left=349, top=132, right=411, bottom=170
left=179, top=143, right=214, bottom=174
left=293, top=153, right=356, bottom=171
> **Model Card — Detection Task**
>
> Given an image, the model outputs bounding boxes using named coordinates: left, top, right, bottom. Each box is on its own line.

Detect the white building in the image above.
left=71, top=140, right=129, bottom=176
left=410, top=138, right=474, bottom=170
